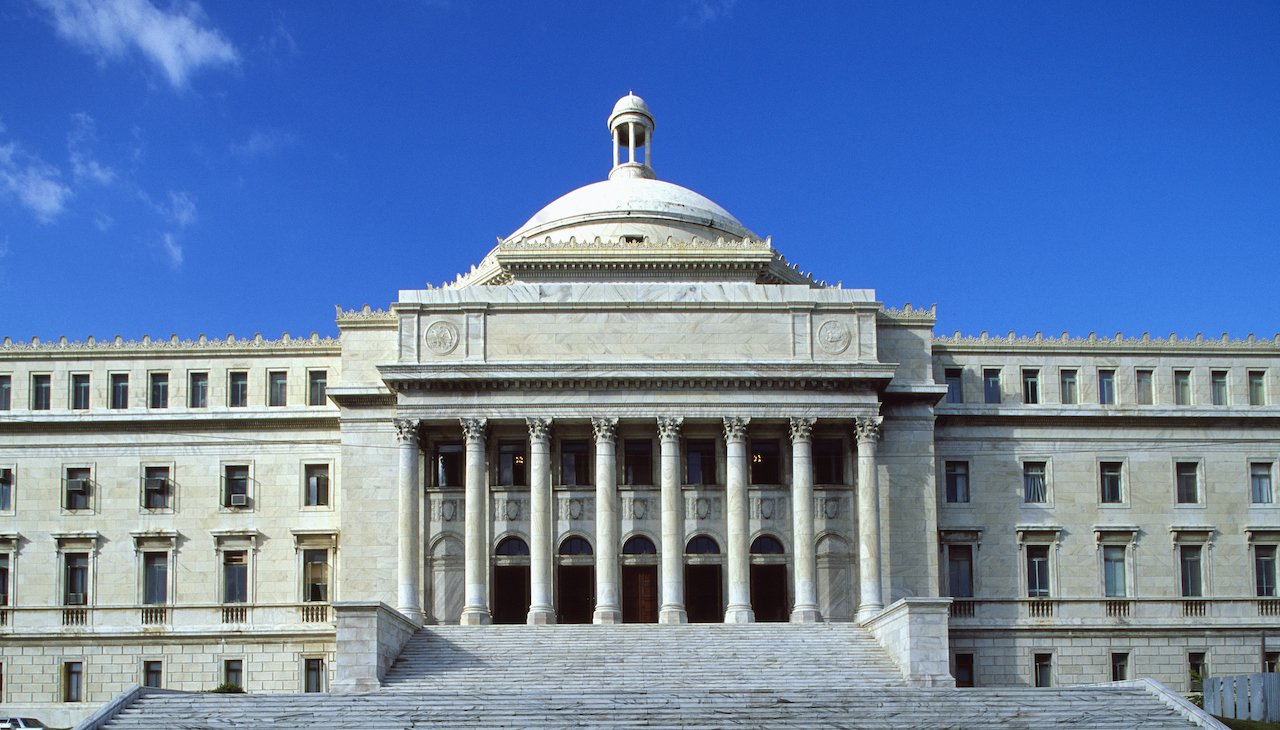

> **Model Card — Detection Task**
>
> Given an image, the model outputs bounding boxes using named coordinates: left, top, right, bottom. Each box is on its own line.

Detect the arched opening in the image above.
left=750, top=535, right=789, bottom=622
left=557, top=536, right=594, bottom=624
left=429, top=535, right=463, bottom=624
left=621, top=536, right=658, bottom=623
left=684, top=535, right=723, bottom=623
left=492, top=537, right=530, bottom=624
left=816, top=534, right=853, bottom=621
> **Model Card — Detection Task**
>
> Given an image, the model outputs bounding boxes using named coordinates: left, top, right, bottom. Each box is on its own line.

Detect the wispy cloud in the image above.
left=34, top=0, right=240, bottom=89
left=230, top=128, right=297, bottom=158
left=160, top=231, right=182, bottom=268
left=681, top=0, right=736, bottom=26
left=67, top=112, right=116, bottom=185
left=168, top=190, right=196, bottom=226
left=0, top=141, right=73, bottom=223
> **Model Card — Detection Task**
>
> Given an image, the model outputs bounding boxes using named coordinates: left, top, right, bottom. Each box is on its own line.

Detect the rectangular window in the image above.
left=304, top=658, right=325, bottom=693
left=65, top=552, right=88, bottom=605
left=624, top=440, right=653, bottom=485
left=268, top=371, right=287, bottom=407
left=1111, top=653, right=1129, bottom=682
left=945, top=461, right=969, bottom=503
left=948, top=545, right=973, bottom=598
left=1257, top=546, right=1277, bottom=597
left=983, top=369, right=1001, bottom=404
left=1266, top=652, right=1278, bottom=674
left=498, top=442, right=526, bottom=487
left=750, top=439, right=781, bottom=484
left=229, top=371, right=248, bottom=407
left=224, top=465, right=249, bottom=508
left=686, top=440, right=716, bottom=485
left=0, top=375, right=9, bottom=410
left=1136, top=369, right=1154, bottom=405
left=1098, top=369, right=1116, bottom=405
left=1174, top=370, right=1191, bottom=406
left=435, top=443, right=463, bottom=487
left=1022, top=369, right=1039, bottom=405
left=0, top=468, right=11, bottom=511
left=64, top=661, right=83, bottom=702
left=72, top=374, right=90, bottom=410
left=308, top=370, right=327, bottom=406
left=954, top=653, right=975, bottom=687
left=945, top=368, right=963, bottom=403
left=149, top=373, right=168, bottom=409
left=1103, top=545, right=1127, bottom=597
left=143, top=552, right=167, bottom=605
left=813, top=439, right=843, bottom=484
left=1176, top=462, right=1199, bottom=504
left=1211, top=370, right=1228, bottom=405
left=1188, top=652, right=1206, bottom=692
left=1250, top=371, right=1267, bottom=406
left=1100, top=462, right=1123, bottom=504
left=1253, top=463, right=1274, bottom=504
left=224, top=551, right=248, bottom=603
left=1027, top=545, right=1050, bottom=597
left=303, top=549, right=329, bottom=602
left=305, top=464, right=330, bottom=507
left=110, top=373, right=129, bottom=409
left=1180, top=545, right=1203, bottom=597
left=560, top=441, right=590, bottom=486
left=144, top=660, right=162, bottom=689
left=189, top=372, right=208, bottom=408
left=65, top=467, right=91, bottom=510
left=1034, top=653, right=1052, bottom=687
left=1060, top=369, right=1077, bottom=405
left=0, top=554, right=10, bottom=606
left=224, top=659, right=243, bottom=688
left=31, top=374, right=50, bottom=410
left=1023, top=462, right=1047, bottom=504
left=143, top=466, right=170, bottom=510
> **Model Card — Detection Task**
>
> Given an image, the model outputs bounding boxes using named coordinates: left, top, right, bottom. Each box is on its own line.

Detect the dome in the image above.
left=609, top=93, right=654, bottom=129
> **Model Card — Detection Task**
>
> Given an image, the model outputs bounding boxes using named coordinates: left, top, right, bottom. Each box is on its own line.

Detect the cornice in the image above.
left=934, top=330, right=1280, bottom=354
left=0, top=332, right=338, bottom=357
left=878, top=303, right=937, bottom=326
left=335, top=304, right=397, bottom=328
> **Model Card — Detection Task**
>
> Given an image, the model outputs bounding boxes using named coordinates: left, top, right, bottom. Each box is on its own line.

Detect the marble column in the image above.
left=394, top=418, right=424, bottom=626
left=527, top=418, right=555, bottom=624
left=789, top=417, right=821, bottom=623
left=657, top=417, right=687, bottom=624
left=592, top=417, right=622, bottom=624
left=723, top=417, right=754, bottom=623
left=460, top=418, right=491, bottom=625
left=855, top=416, right=884, bottom=623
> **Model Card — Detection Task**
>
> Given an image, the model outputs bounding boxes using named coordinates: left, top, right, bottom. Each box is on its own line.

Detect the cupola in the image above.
left=608, top=92, right=655, bottom=180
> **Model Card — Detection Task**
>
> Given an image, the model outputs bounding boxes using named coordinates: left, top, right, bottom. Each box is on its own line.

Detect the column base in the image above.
left=724, top=605, right=755, bottom=623
left=658, top=607, right=688, bottom=624
left=855, top=604, right=884, bottom=625
left=526, top=608, right=556, bottom=625
left=396, top=606, right=425, bottom=627
left=790, top=608, right=823, bottom=624
left=460, top=607, right=492, bottom=625
left=593, top=608, right=622, bottom=624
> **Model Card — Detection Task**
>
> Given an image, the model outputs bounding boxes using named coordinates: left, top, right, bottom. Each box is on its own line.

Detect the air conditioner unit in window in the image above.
left=66, top=479, right=89, bottom=492
left=229, top=493, right=248, bottom=507
left=67, top=593, right=86, bottom=605
left=145, top=479, right=167, bottom=492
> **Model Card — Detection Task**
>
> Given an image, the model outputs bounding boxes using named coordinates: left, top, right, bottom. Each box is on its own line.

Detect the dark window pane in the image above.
left=143, top=552, right=167, bottom=604
left=1027, top=545, right=1050, bottom=597
left=72, top=374, right=90, bottom=410
left=303, top=549, right=328, bottom=602
left=945, top=462, right=969, bottom=503
left=149, top=373, right=168, bottom=409
left=624, top=439, right=653, bottom=485
left=813, top=439, right=843, bottom=484
left=31, top=374, right=50, bottom=410
left=308, top=370, right=327, bottom=406
left=229, top=372, right=248, bottom=407
left=686, top=440, right=715, bottom=485
left=948, top=545, right=973, bottom=598
left=685, top=535, right=720, bottom=554
left=224, top=551, right=248, bottom=603
left=623, top=536, right=656, bottom=554
left=435, top=444, right=463, bottom=487
left=269, top=371, right=287, bottom=407
left=983, top=369, right=1001, bottom=404
left=499, top=442, right=526, bottom=486
left=305, top=464, right=329, bottom=506
left=560, top=440, right=590, bottom=486
left=750, top=536, right=784, bottom=554
left=558, top=537, right=592, bottom=556
left=110, top=374, right=129, bottom=409
left=945, top=368, right=963, bottom=403
left=750, top=439, right=780, bottom=484
left=496, top=537, right=530, bottom=555
left=189, top=373, right=208, bottom=408
left=1100, top=462, right=1123, bottom=504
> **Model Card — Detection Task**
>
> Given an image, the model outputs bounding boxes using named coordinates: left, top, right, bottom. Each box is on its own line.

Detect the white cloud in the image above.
left=161, top=231, right=182, bottom=269
left=0, top=141, right=73, bottom=223
left=230, top=128, right=296, bottom=157
left=35, top=0, right=240, bottom=89
left=168, top=190, right=195, bottom=226
left=681, top=0, right=735, bottom=26
left=68, top=112, right=116, bottom=185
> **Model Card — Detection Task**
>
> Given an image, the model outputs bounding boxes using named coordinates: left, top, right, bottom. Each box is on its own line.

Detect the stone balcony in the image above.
left=948, top=597, right=1280, bottom=627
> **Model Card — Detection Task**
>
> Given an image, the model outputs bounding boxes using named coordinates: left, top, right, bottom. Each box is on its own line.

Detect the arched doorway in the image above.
left=492, top=537, right=530, bottom=624
left=684, top=535, right=723, bottom=623
left=750, top=535, right=789, bottom=622
left=816, top=534, right=853, bottom=620
left=429, top=535, right=463, bottom=624
left=621, top=535, right=658, bottom=623
left=557, top=536, right=594, bottom=624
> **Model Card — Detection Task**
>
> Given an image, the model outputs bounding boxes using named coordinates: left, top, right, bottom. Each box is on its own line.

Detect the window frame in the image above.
left=223, top=658, right=245, bottom=689
left=0, top=374, right=10, bottom=411
left=1210, top=370, right=1229, bottom=406
left=268, top=370, right=288, bottom=407
left=1174, top=369, right=1192, bottom=406
left=63, top=660, right=84, bottom=702
left=944, top=367, right=963, bottom=404
left=1255, top=544, right=1277, bottom=598
left=228, top=371, right=249, bottom=408
left=302, top=547, right=330, bottom=603
left=1111, top=652, right=1129, bottom=682
left=302, top=655, right=327, bottom=693
left=188, top=371, right=209, bottom=408
left=221, top=462, right=253, bottom=511
left=1099, top=460, right=1126, bottom=506
left=434, top=442, right=464, bottom=488
left=63, top=464, right=94, bottom=513
left=30, top=373, right=51, bottom=411
left=944, top=460, right=970, bottom=504
left=1135, top=369, right=1154, bottom=405
left=812, top=438, right=844, bottom=485
left=983, top=368, right=1001, bottom=404
left=1251, top=461, right=1275, bottom=505
left=0, top=547, right=14, bottom=608
left=133, top=533, right=175, bottom=607
left=109, top=372, right=129, bottom=410
left=1249, top=370, right=1267, bottom=406
left=148, top=372, right=169, bottom=409
left=1098, top=369, right=1116, bottom=405
left=222, top=549, right=250, bottom=604
left=0, top=465, right=14, bottom=513
left=1025, top=544, right=1051, bottom=598
left=141, top=463, right=175, bottom=512
left=1021, top=459, right=1050, bottom=505
left=953, top=652, right=975, bottom=688
left=1033, top=652, right=1053, bottom=688
left=1180, top=544, right=1205, bottom=598
left=685, top=439, right=716, bottom=486
left=307, top=369, right=327, bottom=407
left=71, top=373, right=91, bottom=410
left=302, top=462, right=333, bottom=509
left=142, top=659, right=163, bottom=689
left=1174, top=460, right=1203, bottom=506
left=1021, top=369, right=1039, bottom=405
left=497, top=441, right=527, bottom=487
left=1059, top=368, right=1078, bottom=405
left=750, top=438, right=782, bottom=485
left=624, top=438, right=654, bottom=486
left=946, top=543, right=974, bottom=598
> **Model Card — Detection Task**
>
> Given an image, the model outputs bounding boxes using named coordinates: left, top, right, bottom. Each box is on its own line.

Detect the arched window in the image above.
left=623, top=536, right=657, bottom=555
left=751, top=536, right=784, bottom=554
left=685, top=535, right=720, bottom=554
left=495, top=537, right=529, bottom=556
left=559, top=536, right=593, bottom=556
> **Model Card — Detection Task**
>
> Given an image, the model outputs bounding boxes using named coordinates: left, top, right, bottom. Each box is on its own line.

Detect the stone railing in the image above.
left=946, top=597, right=1278, bottom=625
left=862, top=597, right=955, bottom=687
left=0, top=603, right=336, bottom=633
left=330, top=601, right=420, bottom=693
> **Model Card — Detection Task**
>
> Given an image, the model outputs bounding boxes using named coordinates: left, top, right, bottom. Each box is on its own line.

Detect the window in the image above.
left=1174, top=370, right=1191, bottom=405
left=65, top=552, right=88, bottom=605
left=1060, top=369, right=1077, bottom=405
left=498, top=442, right=526, bottom=486
left=983, top=369, right=1001, bottom=404
left=945, top=368, right=963, bottom=403
left=1210, top=370, right=1228, bottom=405
left=224, top=659, right=243, bottom=688
left=1098, top=369, right=1115, bottom=405
left=72, top=374, right=90, bottom=410
left=304, top=657, right=325, bottom=693
left=189, top=372, right=208, bottom=408
left=0, top=375, right=9, bottom=410
left=1034, top=653, right=1052, bottom=687
left=268, top=371, right=287, bottom=407
left=750, top=439, right=780, bottom=484
left=110, top=373, right=129, bottom=409
left=1265, top=652, right=1278, bottom=674
left=1180, top=545, right=1203, bottom=597
left=143, top=660, right=162, bottom=688
left=1100, top=462, right=1123, bottom=504
left=229, top=371, right=248, bottom=407
left=31, top=374, right=50, bottom=410
left=945, top=461, right=969, bottom=503
left=559, top=536, right=593, bottom=555
left=686, top=440, right=715, bottom=485
left=64, top=661, right=83, bottom=702
left=954, top=653, right=975, bottom=687
left=224, top=551, right=248, bottom=603
left=65, top=467, right=91, bottom=510
left=555, top=440, right=588, bottom=486
left=0, top=468, right=11, bottom=511
left=1111, top=653, right=1129, bottom=682
left=143, top=466, right=170, bottom=510
left=624, top=439, right=652, bottom=485
left=148, top=373, right=168, bottom=408
left=685, top=535, right=719, bottom=554
left=1188, top=652, right=1206, bottom=692
left=813, top=439, right=843, bottom=484
left=948, top=545, right=973, bottom=598
left=308, top=370, right=327, bottom=406
left=0, top=554, right=10, bottom=606
left=303, top=549, right=329, bottom=602
left=1256, top=546, right=1277, bottom=597
left=1176, top=462, right=1200, bottom=504
left=496, top=537, right=530, bottom=555
left=305, top=464, right=330, bottom=507
left=751, top=535, right=784, bottom=554
left=1022, top=369, right=1039, bottom=404
left=623, top=536, right=656, bottom=554
left=434, top=443, right=462, bottom=487
left=143, top=552, right=167, bottom=605
left=1250, top=371, right=1267, bottom=406
left=1023, top=462, right=1047, bottom=503
left=224, top=465, right=249, bottom=508
left=1026, top=545, right=1050, bottom=597
left=1103, top=545, right=1126, bottom=597
left=1136, top=369, right=1154, bottom=405
left=1253, top=463, right=1274, bottom=504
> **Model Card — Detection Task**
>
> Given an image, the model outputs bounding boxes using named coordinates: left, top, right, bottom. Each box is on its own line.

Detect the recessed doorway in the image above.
left=750, top=535, right=789, bottom=622
left=684, top=534, right=723, bottom=623
left=492, top=537, right=530, bottom=624
left=557, top=536, right=595, bottom=624
left=622, top=565, right=658, bottom=622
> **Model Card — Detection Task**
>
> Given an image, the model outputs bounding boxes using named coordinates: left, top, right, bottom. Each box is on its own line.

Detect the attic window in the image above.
left=622, top=234, right=644, bottom=244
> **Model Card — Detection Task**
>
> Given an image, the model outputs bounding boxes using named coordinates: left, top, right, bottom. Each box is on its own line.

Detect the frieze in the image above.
left=502, top=235, right=774, bottom=251
left=1, top=331, right=336, bottom=353
left=687, top=496, right=723, bottom=521
left=813, top=495, right=847, bottom=520
left=750, top=496, right=787, bottom=520
left=557, top=496, right=595, bottom=521
left=622, top=497, right=653, bottom=521
left=492, top=496, right=528, bottom=522
left=432, top=499, right=461, bottom=523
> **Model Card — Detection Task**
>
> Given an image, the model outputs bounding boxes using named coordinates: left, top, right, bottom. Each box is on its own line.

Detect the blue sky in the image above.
left=1, top=1, right=1276, bottom=343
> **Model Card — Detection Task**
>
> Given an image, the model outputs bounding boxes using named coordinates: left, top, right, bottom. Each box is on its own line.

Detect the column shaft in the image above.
left=527, top=418, right=555, bottom=624
left=790, top=418, right=821, bottom=623
left=395, top=419, right=424, bottom=626
left=855, top=416, right=884, bottom=623
left=658, top=417, right=686, bottom=623
left=460, top=418, right=491, bottom=625
left=723, top=417, right=754, bottom=623
left=593, top=418, right=621, bottom=623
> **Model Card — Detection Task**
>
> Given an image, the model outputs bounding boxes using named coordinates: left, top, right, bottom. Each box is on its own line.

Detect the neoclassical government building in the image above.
left=1, top=94, right=1277, bottom=725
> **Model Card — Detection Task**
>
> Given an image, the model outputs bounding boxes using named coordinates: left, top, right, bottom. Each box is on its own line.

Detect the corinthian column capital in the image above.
left=722, top=416, right=750, bottom=443
left=789, top=417, right=816, bottom=443
left=592, top=417, right=618, bottom=444
left=855, top=416, right=883, bottom=445
left=460, top=418, right=488, bottom=443
left=394, top=418, right=420, bottom=445
left=657, top=416, right=684, bottom=442
left=526, top=417, right=554, bottom=443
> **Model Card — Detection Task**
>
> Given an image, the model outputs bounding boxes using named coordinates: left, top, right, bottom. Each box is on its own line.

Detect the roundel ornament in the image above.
left=424, top=321, right=459, bottom=355
left=817, top=320, right=851, bottom=355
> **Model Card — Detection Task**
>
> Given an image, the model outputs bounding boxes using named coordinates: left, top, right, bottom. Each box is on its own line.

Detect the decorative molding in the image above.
left=335, top=304, right=396, bottom=322
left=460, top=418, right=487, bottom=443
left=0, top=331, right=336, bottom=354
left=817, top=320, right=851, bottom=354
left=789, top=417, right=815, bottom=442
left=424, top=320, right=460, bottom=355
left=526, top=417, right=553, bottom=442
left=394, top=418, right=420, bottom=444
left=878, top=303, right=937, bottom=325
left=854, top=416, right=883, bottom=444
left=934, top=329, right=1280, bottom=351
left=656, top=416, right=683, bottom=441
left=592, top=417, right=618, bottom=443
left=722, top=416, right=750, bottom=442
